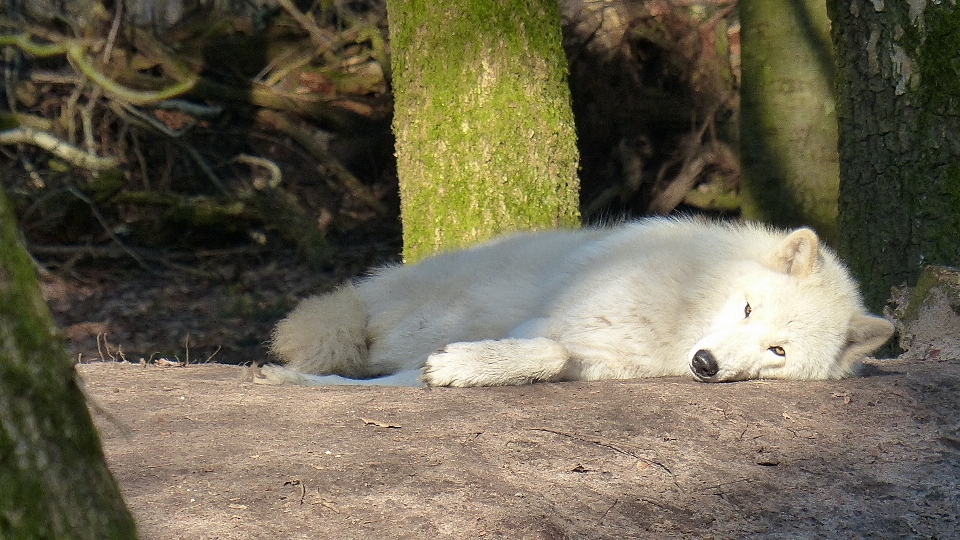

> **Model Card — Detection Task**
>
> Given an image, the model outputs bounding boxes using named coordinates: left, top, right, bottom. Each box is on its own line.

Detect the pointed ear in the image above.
left=766, top=228, right=819, bottom=277
left=839, top=314, right=895, bottom=369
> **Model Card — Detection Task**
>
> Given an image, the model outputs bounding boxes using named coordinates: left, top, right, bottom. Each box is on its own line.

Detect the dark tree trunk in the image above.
left=830, top=0, right=960, bottom=313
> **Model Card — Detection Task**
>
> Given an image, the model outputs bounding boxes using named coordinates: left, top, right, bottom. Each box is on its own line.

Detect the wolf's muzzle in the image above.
left=691, top=349, right=719, bottom=380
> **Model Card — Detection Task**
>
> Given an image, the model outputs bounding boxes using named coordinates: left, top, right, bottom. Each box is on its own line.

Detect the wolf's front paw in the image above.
left=422, top=343, right=487, bottom=387
left=422, top=338, right=569, bottom=387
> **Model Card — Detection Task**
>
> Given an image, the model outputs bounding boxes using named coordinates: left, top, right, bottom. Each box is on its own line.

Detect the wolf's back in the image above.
left=270, top=284, right=370, bottom=377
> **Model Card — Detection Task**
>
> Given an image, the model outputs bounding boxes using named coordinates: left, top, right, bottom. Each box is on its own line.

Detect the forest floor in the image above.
left=42, top=247, right=338, bottom=369
left=59, top=258, right=960, bottom=539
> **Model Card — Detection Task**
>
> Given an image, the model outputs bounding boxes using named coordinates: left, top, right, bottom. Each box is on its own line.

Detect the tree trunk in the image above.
left=830, top=0, right=960, bottom=313
left=387, top=0, right=581, bottom=263
left=739, top=0, right=840, bottom=244
left=0, top=189, right=138, bottom=539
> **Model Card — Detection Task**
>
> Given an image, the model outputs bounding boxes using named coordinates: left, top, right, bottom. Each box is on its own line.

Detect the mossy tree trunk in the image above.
left=830, top=0, right=960, bottom=312
left=0, top=189, right=138, bottom=539
left=740, top=0, right=840, bottom=244
left=387, top=0, right=580, bottom=263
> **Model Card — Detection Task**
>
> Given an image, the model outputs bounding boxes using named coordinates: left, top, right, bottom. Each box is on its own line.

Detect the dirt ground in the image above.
left=79, top=354, right=960, bottom=540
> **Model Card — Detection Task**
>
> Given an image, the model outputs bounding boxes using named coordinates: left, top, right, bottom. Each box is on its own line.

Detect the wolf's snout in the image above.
left=691, top=349, right=719, bottom=379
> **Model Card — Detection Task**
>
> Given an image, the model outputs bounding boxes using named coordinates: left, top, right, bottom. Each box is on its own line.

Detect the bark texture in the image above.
left=0, top=189, right=138, bottom=539
left=740, top=0, right=840, bottom=243
left=830, top=0, right=960, bottom=312
left=387, top=0, right=581, bottom=263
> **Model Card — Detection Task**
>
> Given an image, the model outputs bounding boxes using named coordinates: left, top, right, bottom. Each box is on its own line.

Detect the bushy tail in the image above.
left=270, top=284, right=369, bottom=377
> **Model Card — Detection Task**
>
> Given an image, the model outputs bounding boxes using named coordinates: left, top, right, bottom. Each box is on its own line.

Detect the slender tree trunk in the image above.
left=0, top=189, right=138, bottom=539
left=739, top=0, right=840, bottom=243
left=830, top=0, right=960, bottom=312
left=387, top=0, right=581, bottom=263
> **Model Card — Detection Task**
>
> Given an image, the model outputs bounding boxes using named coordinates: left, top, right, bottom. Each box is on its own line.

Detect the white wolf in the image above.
left=271, top=218, right=894, bottom=386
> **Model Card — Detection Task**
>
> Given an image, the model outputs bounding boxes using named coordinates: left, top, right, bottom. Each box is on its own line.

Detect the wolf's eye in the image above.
left=769, top=346, right=786, bottom=357
left=744, top=303, right=752, bottom=318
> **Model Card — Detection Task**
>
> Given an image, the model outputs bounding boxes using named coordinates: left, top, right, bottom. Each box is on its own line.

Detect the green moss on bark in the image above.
left=388, top=0, right=580, bottom=262
left=0, top=189, right=138, bottom=539
left=893, top=3, right=960, bottom=269
left=906, top=2, right=960, bottom=115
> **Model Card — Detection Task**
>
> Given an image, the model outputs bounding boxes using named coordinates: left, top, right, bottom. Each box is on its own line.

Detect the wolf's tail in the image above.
left=270, top=284, right=369, bottom=377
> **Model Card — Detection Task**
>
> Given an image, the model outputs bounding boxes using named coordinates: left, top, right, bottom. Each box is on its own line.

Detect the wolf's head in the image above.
left=688, top=228, right=894, bottom=382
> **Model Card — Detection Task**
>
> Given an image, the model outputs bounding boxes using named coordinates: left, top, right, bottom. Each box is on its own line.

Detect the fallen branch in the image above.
left=27, top=243, right=237, bottom=278
left=647, top=98, right=738, bottom=214
left=110, top=187, right=337, bottom=268
left=0, top=126, right=118, bottom=171
left=129, top=29, right=389, bottom=132
left=1, top=32, right=198, bottom=106
left=682, top=176, right=740, bottom=211
left=274, top=0, right=333, bottom=52
left=647, top=146, right=715, bottom=215
left=67, top=43, right=197, bottom=105
left=0, top=32, right=68, bottom=56
left=234, top=154, right=282, bottom=189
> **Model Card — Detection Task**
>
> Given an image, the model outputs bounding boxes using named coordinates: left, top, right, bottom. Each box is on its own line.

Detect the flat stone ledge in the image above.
left=80, top=356, right=960, bottom=539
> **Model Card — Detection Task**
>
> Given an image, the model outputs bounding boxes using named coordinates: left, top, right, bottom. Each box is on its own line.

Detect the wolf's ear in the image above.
left=767, top=228, right=819, bottom=277
left=841, top=314, right=895, bottom=367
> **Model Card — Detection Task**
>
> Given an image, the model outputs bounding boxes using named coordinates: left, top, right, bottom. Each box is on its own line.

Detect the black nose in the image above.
left=692, top=349, right=719, bottom=378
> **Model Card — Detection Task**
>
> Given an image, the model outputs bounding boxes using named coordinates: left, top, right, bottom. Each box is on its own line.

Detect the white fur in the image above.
left=271, top=218, right=894, bottom=386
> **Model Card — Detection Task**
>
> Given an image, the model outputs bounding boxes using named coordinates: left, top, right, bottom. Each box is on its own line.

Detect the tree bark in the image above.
left=830, top=0, right=960, bottom=312
left=740, top=0, right=841, bottom=244
left=387, top=0, right=581, bottom=263
left=0, top=189, right=138, bottom=539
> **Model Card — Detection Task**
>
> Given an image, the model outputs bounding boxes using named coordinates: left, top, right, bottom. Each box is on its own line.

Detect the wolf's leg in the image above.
left=422, top=337, right=570, bottom=387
